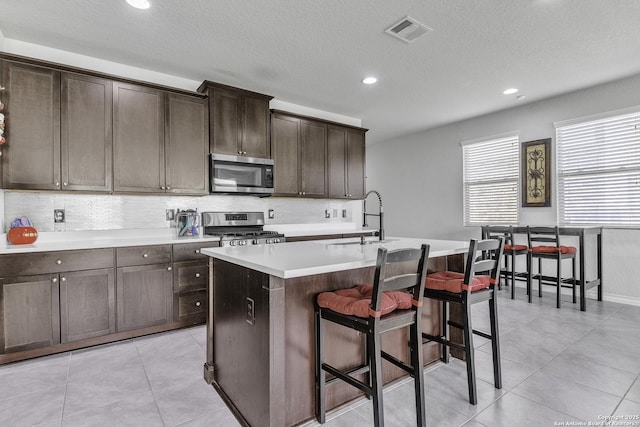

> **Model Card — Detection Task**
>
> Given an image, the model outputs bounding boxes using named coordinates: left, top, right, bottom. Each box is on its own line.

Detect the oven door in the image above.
left=210, top=154, right=274, bottom=195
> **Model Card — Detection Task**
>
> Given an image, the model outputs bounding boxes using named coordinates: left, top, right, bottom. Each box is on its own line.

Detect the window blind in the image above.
left=462, top=134, right=519, bottom=226
left=556, top=108, right=640, bottom=226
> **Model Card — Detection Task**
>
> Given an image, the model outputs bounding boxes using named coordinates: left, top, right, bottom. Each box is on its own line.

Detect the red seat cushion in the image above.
left=530, top=245, right=576, bottom=254
left=504, top=244, right=528, bottom=251
left=317, top=284, right=412, bottom=318
left=424, top=271, right=491, bottom=293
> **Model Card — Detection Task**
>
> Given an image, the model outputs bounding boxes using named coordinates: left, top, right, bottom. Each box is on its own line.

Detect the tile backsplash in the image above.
left=3, top=191, right=362, bottom=232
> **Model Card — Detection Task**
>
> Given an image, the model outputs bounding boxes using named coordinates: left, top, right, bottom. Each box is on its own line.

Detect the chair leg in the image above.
left=369, top=329, right=384, bottom=427
left=572, top=258, right=577, bottom=304
left=410, top=321, right=427, bottom=427
left=441, top=301, right=450, bottom=363
left=510, top=252, right=516, bottom=299
left=556, top=256, right=562, bottom=309
left=365, top=332, right=373, bottom=400
left=527, top=253, right=532, bottom=303
left=462, top=298, right=477, bottom=405
left=314, top=309, right=326, bottom=424
left=488, top=292, right=502, bottom=390
left=538, top=257, right=543, bottom=298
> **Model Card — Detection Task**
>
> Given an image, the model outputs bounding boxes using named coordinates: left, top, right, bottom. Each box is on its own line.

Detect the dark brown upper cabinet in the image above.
left=113, top=82, right=165, bottom=193
left=271, top=112, right=327, bottom=198
left=165, top=93, right=208, bottom=194
left=62, top=73, right=113, bottom=192
left=0, top=61, right=114, bottom=192
left=1, top=61, right=61, bottom=190
left=198, top=81, right=273, bottom=159
left=327, top=125, right=366, bottom=199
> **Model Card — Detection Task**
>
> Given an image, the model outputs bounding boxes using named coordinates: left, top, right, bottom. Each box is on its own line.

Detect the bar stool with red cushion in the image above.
left=315, top=244, right=429, bottom=427
left=482, top=225, right=529, bottom=299
left=527, top=226, right=577, bottom=308
left=422, top=238, right=504, bottom=405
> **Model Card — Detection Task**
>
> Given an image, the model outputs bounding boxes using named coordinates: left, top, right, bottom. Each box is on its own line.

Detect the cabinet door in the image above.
left=271, top=114, right=300, bottom=195
left=113, top=82, right=165, bottom=192
left=60, top=268, right=115, bottom=343
left=346, top=130, right=366, bottom=199
left=0, top=274, right=60, bottom=354
left=210, top=88, right=241, bottom=155
left=116, top=264, right=172, bottom=332
left=165, top=93, right=208, bottom=194
left=242, top=95, right=271, bottom=158
left=61, top=73, right=113, bottom=192
left=1, top=61, right=61, bottom=190
left=299, top=120, right=326, bottom=197
left=327, top=126, right=347, bottom=198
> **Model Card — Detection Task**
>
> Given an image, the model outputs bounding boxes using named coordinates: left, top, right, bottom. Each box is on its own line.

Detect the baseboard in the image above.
left=505, top=280, right=640, bottom=307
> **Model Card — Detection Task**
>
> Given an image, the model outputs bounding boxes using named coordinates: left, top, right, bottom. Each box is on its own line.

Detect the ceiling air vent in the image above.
left=385, top=16, right=432, bottom=43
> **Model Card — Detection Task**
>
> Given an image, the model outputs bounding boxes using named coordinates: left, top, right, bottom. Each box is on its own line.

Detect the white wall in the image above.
left=366, top=72, right=640, bottom=304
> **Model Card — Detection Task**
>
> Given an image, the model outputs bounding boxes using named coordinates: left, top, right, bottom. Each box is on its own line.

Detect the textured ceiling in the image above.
left=1, top=0, right=640, bottom=144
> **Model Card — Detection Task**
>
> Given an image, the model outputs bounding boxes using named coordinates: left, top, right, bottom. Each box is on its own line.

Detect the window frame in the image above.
left=555, top=105, right=640, bottom=226
left=461, top=131, right=520, bottom=227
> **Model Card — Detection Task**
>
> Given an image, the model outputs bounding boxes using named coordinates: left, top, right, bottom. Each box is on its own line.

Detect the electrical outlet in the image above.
left=325, top=209, right=331, bottom=219
left=54, top=209, right=65, bottom=223
left=332, top=209, right=337, bottom=218
left=268, top=209, right=275, bottom=219
left=342, top=209, right=347, bottom=218
left=165, top=209, right=175, bottom=221
left=246, top=297, right=255, bottom=325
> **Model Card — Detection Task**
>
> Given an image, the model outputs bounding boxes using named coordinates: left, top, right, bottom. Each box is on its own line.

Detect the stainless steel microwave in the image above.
left=210, top=153, right=274, bottom=195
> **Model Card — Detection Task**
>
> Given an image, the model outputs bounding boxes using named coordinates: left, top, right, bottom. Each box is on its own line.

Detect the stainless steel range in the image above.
left=201, top=211, right=285, bottom=247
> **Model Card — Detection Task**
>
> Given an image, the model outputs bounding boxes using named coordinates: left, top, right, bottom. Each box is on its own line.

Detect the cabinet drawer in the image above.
left=116, top=245, right=171, bottom=267
left=173, top=261, right=208, bottom=293
left=172, top=242, right=219, bottom=262
left=174, top=290, right=207, bottom=322
left=0, top=249, right=114, bottom=277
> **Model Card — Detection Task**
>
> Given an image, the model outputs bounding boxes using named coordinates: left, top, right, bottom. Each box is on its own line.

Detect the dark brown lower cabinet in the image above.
left=173, top=260, right=208, bottom=324
left=116, top=263, right=173, bottom=332
left=0, top=274, right=60, bottom=354
left=60, top=268, right=116, bottom=343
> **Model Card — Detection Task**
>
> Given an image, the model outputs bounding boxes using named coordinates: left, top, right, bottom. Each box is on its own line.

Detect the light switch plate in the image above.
left=246, top=297, right=255, bottom=325
left=268, top=209, right=275, bottom=219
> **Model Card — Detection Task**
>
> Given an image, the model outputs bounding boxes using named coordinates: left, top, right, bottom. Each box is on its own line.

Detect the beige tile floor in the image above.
left=1, top=286, right=639, bottom=427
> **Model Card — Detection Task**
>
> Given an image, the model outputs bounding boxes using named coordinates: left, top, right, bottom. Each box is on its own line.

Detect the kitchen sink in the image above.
left=329, top=239, right=400, bottom=246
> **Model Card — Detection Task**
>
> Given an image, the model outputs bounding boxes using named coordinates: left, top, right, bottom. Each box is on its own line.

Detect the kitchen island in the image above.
left=201, top=237, right=468, bottom=427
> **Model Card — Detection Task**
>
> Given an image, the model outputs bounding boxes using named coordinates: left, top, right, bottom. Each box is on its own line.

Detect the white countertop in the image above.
left=0, top=229, right=221, bottom=254
left=200, top=237, right=469, bottom=279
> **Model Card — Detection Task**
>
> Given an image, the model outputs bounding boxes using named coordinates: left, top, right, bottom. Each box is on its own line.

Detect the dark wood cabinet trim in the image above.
left=0, top=52, right=206, bottom=98
left=271, top=109, right=368, bottom=133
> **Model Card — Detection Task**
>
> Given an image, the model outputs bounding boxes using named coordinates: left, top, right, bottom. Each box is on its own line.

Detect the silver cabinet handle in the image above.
left=56, top=260, right=62, bottom=265
left=61, top=277, right=66, bottom=282
left=52, top=277, right=58, bottom=283
left=63, top=182, right=68, bottom=186
left=167, top=266, right=172, bottom=271
left=143, top=253, right=148, bottom=258
left=195, top=249, right=200, bottom=254
left=55, top=182, right=60, bottom=186
left=166, top=186, right=171, bottom=190
left=195, top=301, right=201, bottom=307
left=161, top=186, right=165, bottom=190
left=195, top=273, right=201, bottom=278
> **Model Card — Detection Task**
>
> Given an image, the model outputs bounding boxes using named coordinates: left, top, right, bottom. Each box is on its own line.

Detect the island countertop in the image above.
left=200, top=237, right=469, bottom=279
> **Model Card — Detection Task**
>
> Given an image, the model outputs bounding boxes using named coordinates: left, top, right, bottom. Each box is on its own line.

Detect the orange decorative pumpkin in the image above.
left=7, top=226, right=38, bottom=245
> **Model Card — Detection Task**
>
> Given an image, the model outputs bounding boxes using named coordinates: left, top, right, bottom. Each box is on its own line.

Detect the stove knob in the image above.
left=266, top=239, right=272, bottom=244
left=239, top=240, right=247, bottom=246
left=230, top=241, right=236, bottom=246
left=275, top=238, right=281, bottom=243
left=253, top=239, right=259, bottom=245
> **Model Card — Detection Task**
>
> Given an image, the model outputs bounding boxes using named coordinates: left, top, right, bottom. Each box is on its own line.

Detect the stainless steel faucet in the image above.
left=363, top=190, right=384, bottom=241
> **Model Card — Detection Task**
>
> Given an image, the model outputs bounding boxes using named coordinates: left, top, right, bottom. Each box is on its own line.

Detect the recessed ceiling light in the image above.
left=126, top=0, right=151, bottom=9
left=503, top=88, right=519, bottom=95
left=516, top=95, right=526, bottom=100
left=362, top=77, right=378, bottom=85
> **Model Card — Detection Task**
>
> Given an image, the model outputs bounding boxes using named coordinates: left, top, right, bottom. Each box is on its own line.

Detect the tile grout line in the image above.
left=133, top=337, right=167, bottom=427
